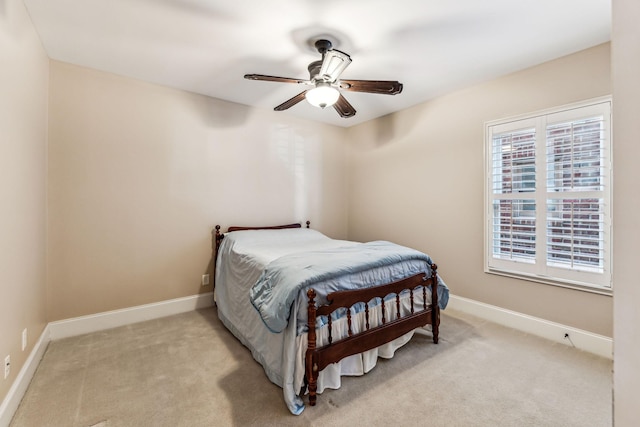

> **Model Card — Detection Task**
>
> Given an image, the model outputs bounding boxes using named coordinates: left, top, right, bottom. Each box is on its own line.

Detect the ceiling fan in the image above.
left=244, top=39, right=403, bottom=118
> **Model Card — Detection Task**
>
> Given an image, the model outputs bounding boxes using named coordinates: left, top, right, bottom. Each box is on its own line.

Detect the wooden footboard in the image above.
left=305, top=267, right=440, bottom=406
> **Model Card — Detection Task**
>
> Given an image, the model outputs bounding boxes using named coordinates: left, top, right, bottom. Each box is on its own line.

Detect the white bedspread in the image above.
left=214, top=228, right=440, bottom=415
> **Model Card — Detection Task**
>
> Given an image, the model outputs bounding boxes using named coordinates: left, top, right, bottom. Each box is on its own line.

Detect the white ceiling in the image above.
left=23, top=0, right=611, bottom=127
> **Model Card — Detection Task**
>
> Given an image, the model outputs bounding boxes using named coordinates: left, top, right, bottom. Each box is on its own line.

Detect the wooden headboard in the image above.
left=210, top=221, right=310, bottom=302
left=213, top=221, right=311, bottom=253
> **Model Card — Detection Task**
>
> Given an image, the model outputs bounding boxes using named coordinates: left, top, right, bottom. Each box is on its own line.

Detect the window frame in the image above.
left=484, top=97, right=612, bottom=295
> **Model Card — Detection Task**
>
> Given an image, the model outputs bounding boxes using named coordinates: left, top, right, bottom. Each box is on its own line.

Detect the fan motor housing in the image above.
left=307, top=60, right=323, bottom=80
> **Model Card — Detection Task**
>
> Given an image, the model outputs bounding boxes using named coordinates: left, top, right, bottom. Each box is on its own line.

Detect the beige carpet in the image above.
left=10, top=307, right=612, bottom=426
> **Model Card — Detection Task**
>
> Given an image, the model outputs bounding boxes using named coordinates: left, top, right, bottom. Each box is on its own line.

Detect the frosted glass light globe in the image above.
left=305, top=83, right=340, bottom=109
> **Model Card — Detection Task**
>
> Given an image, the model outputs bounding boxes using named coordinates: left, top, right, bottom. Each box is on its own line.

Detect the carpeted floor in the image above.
left=10, top=307, right=612, bottom=427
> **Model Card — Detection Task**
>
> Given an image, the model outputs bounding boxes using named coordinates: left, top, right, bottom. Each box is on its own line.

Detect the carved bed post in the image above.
left=431, top=263, right=439, bottom=344
left=214, top=225, right=223, bottom=253
left=306, top=288, right=318, bottom=406
left=212, top=225, right=223, bottom=295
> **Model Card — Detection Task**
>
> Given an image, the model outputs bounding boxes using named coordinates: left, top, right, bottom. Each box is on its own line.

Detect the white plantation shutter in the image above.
left=545, top=113, right=607, bottom=275
left=486, top=99, right=611, bottom=291
left=490, top=126, right=537, bottom=265
left=492, top=199, right=536, bottom=261
left=546, top=198, right=605, bottom=272
left=492, top=127, right=537, bottom=195
left=546, top=117, right=605, bottom=192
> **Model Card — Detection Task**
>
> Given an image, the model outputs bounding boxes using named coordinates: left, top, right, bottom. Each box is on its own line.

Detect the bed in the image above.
left=213, top=222, right=448, bottom=414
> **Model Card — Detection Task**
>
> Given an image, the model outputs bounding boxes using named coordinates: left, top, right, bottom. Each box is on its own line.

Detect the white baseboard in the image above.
left=0, top=324, right=50, bottom=427
left=0, top=292, right=214, bottom=427
left=446, top=294, right=613, bottom=359
left=48, top=292, right=214, bottom=340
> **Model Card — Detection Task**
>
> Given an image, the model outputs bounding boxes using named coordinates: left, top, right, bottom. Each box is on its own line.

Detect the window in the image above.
left=485, top=98, right=612, bottom=292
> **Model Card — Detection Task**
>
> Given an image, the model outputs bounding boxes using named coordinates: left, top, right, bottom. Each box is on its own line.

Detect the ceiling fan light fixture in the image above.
left=305, top=83, right=340, bottom=109
left=244, top=37, right=401, bottom=118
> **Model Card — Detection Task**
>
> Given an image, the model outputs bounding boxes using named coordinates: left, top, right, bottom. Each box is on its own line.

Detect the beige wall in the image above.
left=612, top=0, right=640, bottom=424
left=0, top=0, right=49, bottom=402
left=346, top=43, right=613, bottom=337
left=47, top=61, right=349, bottom=321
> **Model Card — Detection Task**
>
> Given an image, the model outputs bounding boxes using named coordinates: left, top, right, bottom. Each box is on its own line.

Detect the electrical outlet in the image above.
left=22, top=328, right=28, bottom=351
left=4, top=355, right=9, bottom=379
left=201, top=274, right=210, bottom=286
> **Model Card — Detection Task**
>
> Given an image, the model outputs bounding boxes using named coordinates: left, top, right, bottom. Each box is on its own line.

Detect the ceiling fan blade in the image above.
left=244, top=74, right=309, bottom=85
left=333, top=94, right=356, bottom=118
left=319, top=50, right=352, bottom=82
left=274, top=91, right=308, bottom=111
left=339, top=79, right=403, bottom=95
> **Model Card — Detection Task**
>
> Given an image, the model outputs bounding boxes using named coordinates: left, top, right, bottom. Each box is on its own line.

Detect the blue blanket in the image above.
left=250, top=241, right=448, bottom=333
